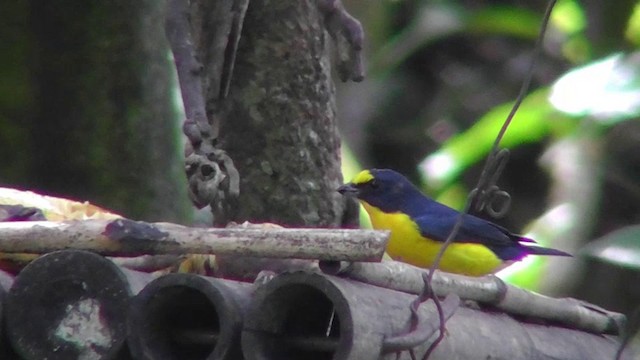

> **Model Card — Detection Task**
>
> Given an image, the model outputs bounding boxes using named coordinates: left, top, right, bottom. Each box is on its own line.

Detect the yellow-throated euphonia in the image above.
left=338, top=169, right=570, bottom=276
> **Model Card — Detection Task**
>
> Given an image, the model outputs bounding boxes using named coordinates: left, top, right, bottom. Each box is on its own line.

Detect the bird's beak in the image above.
left=337, top=183, right=359, bottom=196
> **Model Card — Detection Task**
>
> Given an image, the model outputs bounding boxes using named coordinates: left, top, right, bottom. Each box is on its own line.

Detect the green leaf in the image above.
left=551, top=0, right=586, bottom=35
left=419, top=89, right=574, bottom=191
left=499, top=204, right=578, bottom=288
left=625, top=2, right=640, bottom=46
left=580, top=225, right=640, bottom=269
left=370, top=5, right=549, bottom=76
left=340, top=144, right=372, bottom=229
left=432, top=182, right=468, bottom=211
left=468, top=6, right=543, bottom=39
left=549, top=52, right=640, bottom=123
left=369, top=3, right=465, bottom=76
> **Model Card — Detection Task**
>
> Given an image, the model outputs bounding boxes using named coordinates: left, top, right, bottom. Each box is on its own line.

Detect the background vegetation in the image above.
left=338, top=0, right=640, bottom=318
left=1, top=0, right=638, bottom=328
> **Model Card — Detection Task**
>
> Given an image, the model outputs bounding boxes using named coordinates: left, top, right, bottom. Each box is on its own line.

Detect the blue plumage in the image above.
left=348, top=169, right=569, bottom=261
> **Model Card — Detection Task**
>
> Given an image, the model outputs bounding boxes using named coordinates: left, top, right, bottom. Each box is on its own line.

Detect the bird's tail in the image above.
left=522, top=245, right=571, bottom=257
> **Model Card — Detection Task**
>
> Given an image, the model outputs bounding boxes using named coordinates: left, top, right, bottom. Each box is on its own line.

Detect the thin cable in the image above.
left=416, top=1, right=558, bottom=358
left=428, top=0, right=558, bottom=290
left=489, top=0, right=557, bottom=156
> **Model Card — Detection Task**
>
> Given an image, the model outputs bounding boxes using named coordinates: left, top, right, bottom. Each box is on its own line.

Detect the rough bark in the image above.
left=199, top=1, right=348, bottom=226
left=3, top=1, right=191, bottom=223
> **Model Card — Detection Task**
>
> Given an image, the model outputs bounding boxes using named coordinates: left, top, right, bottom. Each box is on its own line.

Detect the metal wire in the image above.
left=385, top=0, right=559, bottom=358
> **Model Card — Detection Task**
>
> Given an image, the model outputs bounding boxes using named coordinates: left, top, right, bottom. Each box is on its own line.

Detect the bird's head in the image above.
left=338, top=169, right=418, bottom=212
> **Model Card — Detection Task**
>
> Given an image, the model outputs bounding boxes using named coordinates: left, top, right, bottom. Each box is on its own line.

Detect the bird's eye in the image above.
left=369, top=179, right=379, bottom=189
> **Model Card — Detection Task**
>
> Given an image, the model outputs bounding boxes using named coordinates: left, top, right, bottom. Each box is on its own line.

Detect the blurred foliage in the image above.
left=422, top=52, right=640, bottom=195
left=551, top=53, right=640, bottom=121
left=419, top=46, right=640, bottom=289
left=340, top=0, right=640, bottom=304
left=419, top=88, right=575, bottom=192
left=341, top=145, right=372, bottom=228
left=581, top=225, right=640, bottom=269
left=0, top=1, right=191, bottom=224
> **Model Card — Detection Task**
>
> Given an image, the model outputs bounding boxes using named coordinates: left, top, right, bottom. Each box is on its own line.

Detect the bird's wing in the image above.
left=414, top=212, right=517, bottom=247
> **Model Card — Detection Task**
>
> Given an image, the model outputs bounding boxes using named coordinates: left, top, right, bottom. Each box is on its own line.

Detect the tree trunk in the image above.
left=198, top=0, right=349, bottom=227
left=0, top=1, right=191, bottom=223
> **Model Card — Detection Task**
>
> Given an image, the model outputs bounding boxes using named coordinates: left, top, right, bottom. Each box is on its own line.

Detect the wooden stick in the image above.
left=341, top=261, right=625, bottom=335
left=0, top=219, right=388, bottom=262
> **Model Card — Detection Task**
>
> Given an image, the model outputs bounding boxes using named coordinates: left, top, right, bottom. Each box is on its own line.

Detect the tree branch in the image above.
left=165, top=0, right=211, bottom=142
left=0, top=219, right=388, bottom=261
left=165, top=0, right=240, bottom=214
left=319, top=0, right=365, bottom=82
left=337, top=261, right=625, bottom=335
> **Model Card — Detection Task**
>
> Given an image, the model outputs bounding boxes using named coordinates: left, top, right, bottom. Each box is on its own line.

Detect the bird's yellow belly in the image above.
left=362, top=202, right=503, bottom=276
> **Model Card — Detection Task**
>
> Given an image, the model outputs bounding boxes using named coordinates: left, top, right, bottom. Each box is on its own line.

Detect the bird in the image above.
left=337, top=168, right=570, bottom=276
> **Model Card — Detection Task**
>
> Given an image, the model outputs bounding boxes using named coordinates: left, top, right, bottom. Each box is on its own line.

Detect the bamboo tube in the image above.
left=5, top=250, right=154, bottom=360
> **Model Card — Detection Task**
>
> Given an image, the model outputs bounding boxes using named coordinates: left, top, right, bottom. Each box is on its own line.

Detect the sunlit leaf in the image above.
left=340, top=144, right=372, bottom=229
left=552, top=0, right=590, bottom=63
left=625, top=2, right=640, bottom=46
left=419, top=89, right=574, bottom=191
left=580, top=225, right=640, bottom=269
left=549, top=52, right=640, bottom=122
left=468, top=6, right=542, bottom=39
left=371, top=5, right=548, bottom=76
left=340, top=143, right=361, bottom=185
left=499, top=203, right=577, bottom=288
left=369, top=3, right=465, bottom=76
left=432, top=182, right=468, bottom=211
left=551, top=0, right=586, bottom=35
